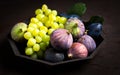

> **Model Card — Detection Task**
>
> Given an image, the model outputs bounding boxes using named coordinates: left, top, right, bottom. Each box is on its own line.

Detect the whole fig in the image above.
left=68, top=42, right=88, bottom=59
left=50, top=29, right=73, bottom=52
left=78, top=34, right=96, bottom=53
left=65, top=17, right=85, bottom=39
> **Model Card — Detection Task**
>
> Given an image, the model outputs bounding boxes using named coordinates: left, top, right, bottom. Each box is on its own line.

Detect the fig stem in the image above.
left=68, top=53, right=73, bottom=58
left=18, top=29, right=23, bottom=33
left=84, top=30, right=88, bottom=35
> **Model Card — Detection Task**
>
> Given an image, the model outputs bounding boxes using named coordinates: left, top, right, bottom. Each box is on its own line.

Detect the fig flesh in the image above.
left=68, top=42, right=88, bottom=59
left=50, top=29, right=73, bottom=52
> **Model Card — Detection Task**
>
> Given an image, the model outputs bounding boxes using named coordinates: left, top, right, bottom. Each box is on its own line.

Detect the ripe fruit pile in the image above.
left=23, top=4, right=67, bottom=58
left=10, top=3, right=104, bottom=63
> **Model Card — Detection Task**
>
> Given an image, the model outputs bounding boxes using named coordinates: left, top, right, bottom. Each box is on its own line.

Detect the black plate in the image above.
left=7, top=33, right=104, bottom=67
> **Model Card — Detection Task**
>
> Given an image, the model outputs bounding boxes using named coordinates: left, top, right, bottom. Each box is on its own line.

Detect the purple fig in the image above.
left=50, top=29, right=73, bottom=52
left=65, top=17, right=85, bottom=39
left=68, top=42, right=88, bottom=59
left=78, top=34, right=96, bottom=53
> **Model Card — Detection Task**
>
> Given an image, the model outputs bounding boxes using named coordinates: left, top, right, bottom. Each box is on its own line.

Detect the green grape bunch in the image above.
left=23, top=4, right=67, bottom=59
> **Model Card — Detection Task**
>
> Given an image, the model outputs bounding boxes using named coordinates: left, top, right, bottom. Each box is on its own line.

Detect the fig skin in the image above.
left=11, top=22, right=27, bottom=42
left=78, top=34, right=96, bottom=53
left=50, top=29, right=73, bottom=52
left=68, top=42, right=88, bottom=59
left=65, top=17, right=85, bottom=39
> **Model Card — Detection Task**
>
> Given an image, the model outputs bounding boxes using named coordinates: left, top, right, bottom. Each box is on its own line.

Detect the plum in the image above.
left=78, top=34, right=96, bottom=53
left=88, top=23, right=102, bottom=37
left=44, top=48, right=64, bottom=62
left=68, top=42, right=88, bottom=59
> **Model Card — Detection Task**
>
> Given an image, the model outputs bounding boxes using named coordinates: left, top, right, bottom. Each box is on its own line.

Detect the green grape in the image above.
left=35, top=35, right=42, bottom=43
left=42, top=34, right=50, bottom=43
left=36, top=14, right=45, bottom=21
left=38, top=30, right=46, bottom=37
left=28, top=23, right=37, bottom=29
left=51, top=10, right=57, bottom=16
left=56, top=16, right=60, bottom=22
left=30, top=17, right=39, bottom=23
left=37, top=50, right=44, bottom=59
left=36, top=21, right=43, bottom=28
left=40, top=26, right=48, bottom=33
left=41, top=16, right=48, bottom=23
left=32, top=28, right=40, bottom=36
left=48, top=28, right=55, bottom=35
left=59, top=17, right=67, bottom=24
left=46, top=41, right=50, bottom=47
left=59, top=23, right=64, bottom=29
left=51, top=22, right=59, bottom=29
left=24, top=31, right=33, bottom=40
left=40, top=42, right=47, bottom=51
left=49, top=14, right=56, bottom=21
left=25, top=47, right=34, bottom=55
left=45, top=9, right=51, bottom=16
left=45, top=20, right=53, bottom=28
left=27, top=38, right=36, bottom=47
left=33, top=43, right=40, bottom=52
left=30, top=52, right=38, bottom=59
left=35, top=9, right=43, bottom=15
left=42, top=4, right=48, bottom=12
left=27, top=27, right=34, bottom=33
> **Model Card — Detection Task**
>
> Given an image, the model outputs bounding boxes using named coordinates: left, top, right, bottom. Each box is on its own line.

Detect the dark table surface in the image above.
left=0, top=0, right=120, bottom=75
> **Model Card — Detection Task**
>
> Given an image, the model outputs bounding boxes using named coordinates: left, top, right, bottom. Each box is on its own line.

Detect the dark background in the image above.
left=0, top=0, right=120, bottom=75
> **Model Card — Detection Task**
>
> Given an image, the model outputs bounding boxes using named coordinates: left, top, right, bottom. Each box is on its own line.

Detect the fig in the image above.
left=10, top=22, right=27, bottom=42
left=78, top=34, right=96, bottom=53
left=50, top=29, right=73, bottom=52
left=65, top=17, right=85, bottom=39
left=68, top=42, right=88, bottom=59
left=44, top=48, right=64, bottom=62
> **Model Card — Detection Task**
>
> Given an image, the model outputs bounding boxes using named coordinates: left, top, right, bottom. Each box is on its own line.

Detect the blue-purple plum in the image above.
left=44, top=48, right=64, bottom=62
left=88, top=23, right=102, bottom=37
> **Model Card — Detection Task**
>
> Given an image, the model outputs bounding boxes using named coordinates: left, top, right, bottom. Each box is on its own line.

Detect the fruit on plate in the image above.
left=50, top=29, right=73, bottom=52
left=9, top=3, right=104, bottom=63
left=87, top=23, right=102, bottom=37
left=44, top=48, right=64, bottom=62
left=10, top=22, right=27, bottom=42
left=22, top=4, right=67, bottom=58
left=78, top=34, right=96, bottom=53
left=59, top=13, right=80, bottom=19
left=65, top=17, right=85, bottom=39
left=68, top=42, right=88, bottom=59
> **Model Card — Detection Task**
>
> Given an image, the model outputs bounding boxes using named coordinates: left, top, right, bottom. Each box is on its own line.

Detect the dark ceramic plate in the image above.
left=7, top=33, right=104, bottom=67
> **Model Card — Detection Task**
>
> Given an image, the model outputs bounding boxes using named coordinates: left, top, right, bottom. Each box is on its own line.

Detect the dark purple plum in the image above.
left=88, top=23, right=102, bottom=37
left=44, top=48, right=64, bottom=62
left=78, top=34, right=96, bottom=53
